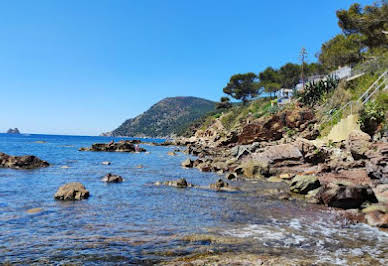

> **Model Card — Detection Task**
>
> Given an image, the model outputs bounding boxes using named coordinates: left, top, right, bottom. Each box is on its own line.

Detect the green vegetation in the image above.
left=336, top=1, right=388, bottom=49
left=219, top=98, right=271, bottom=130
left=299, top=76, right=340, bottom=106
left=110, top=1, right=388, bottom=139
left=346, top=73, right=378, bottom=100
left=112, top=97, right=216, bottom=137
left=359, top=101, right=385, bottom=135
left=319, top=34, right=364, bottom=70
left=216, top=97, right=232, bottom=110
left=223, top=73, right=259, bottom=104
left=318, top=1, right=388, bottom=70
left=258, top=67, right=281, bottom=97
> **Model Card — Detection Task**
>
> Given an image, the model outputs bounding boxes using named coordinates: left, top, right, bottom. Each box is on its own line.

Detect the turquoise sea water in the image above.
left=0, top=133, right=387, bottom=265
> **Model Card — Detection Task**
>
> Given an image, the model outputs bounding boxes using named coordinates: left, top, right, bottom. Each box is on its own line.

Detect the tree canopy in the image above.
left=336, top=1, right=388, bottom=49
left=279, top=63, right=301, bottom=89
left=319, top=34, right=365, bottom=70
left=222, top=73, right=258, bottom=104
left=216, top=97, right=232, bottom=109
left=258, top=67, right=281, bottom=96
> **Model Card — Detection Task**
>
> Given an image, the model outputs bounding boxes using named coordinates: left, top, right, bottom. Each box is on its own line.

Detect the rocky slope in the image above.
left=111, top=96, right=216, bottom=137
left=169, top=101, right=388, bottom=228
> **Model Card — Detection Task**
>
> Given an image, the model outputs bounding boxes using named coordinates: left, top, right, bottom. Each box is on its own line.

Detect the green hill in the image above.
left=111, top=96, right=216, bottom=137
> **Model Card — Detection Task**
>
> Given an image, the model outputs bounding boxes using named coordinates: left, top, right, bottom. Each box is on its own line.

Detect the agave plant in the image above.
left=299, top=75, right=339, bottom=106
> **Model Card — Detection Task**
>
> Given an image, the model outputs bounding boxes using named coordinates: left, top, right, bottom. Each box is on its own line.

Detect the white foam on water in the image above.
left=220, top=217, right=388, bottom=265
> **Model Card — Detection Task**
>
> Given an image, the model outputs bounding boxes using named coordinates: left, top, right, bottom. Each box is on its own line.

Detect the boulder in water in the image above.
left=155, top=178, right=195, bottom=188
left=79, top=140, right=146, bottom=153
left=0, top=152, right=49, bottom=169
left=102, top=173, right=123, bottom=183
left=54, top=182, right=90, bottom=200
left=181, top=158, right=194, bottom=168
left=210, top=179, right=229, bottom=191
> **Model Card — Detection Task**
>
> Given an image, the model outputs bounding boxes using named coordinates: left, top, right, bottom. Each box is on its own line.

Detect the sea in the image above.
left=0, top=133, right=387, bottom=265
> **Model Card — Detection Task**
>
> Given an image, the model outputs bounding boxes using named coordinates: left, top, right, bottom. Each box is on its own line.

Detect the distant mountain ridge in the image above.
left=111, top=96, right=216, bottom=137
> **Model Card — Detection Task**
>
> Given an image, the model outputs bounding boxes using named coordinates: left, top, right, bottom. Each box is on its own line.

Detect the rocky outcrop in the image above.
left=0, top=152, right=49, bottom=169
left=102, top=173, right=123, bottom=183
left=347, top=130, right=372, bottom=160
left=237, top=107, right=316, bottom=145
left=365, top=142, right=388, bottom=181
left=296, top=138, right=331, bottom=164
left=54, top=182, right=90, bottom=200
left=289, top=175, right=321, bottom=194
left=316, top=183, right=377, bottom=209
left=79, top=140, right=146, bottom=152
left=6, top=128, right=20, bottom=134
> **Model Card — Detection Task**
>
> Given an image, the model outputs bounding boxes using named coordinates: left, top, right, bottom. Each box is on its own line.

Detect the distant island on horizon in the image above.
left=6, top=128, right=20, bottom=134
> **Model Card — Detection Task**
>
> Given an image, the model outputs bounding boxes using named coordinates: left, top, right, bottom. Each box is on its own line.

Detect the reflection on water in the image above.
left=0, top=133, right=387, bottom=265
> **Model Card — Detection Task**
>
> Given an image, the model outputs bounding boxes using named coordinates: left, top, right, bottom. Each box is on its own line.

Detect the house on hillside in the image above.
left=276, top=65, right=353, bottom=105
left=276, top=88, right=294, bottom=105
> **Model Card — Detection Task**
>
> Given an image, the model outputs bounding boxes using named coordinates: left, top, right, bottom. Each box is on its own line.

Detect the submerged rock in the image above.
left=0, top=152, right=49, bottom=169
left=167, top=151, right=177, bottom=156
left=102, top=173, right=123, bottom=183
left=210, top=179, right=229, bottom=191
left=79, top=140, right=146, bottom=153
left=155, top=178, right=195, bottom=188
left=54, top=182, right=90, bottom=200
left=26, top=207, right=43, bottom=214
left=289, top=175, right=321, bottom=194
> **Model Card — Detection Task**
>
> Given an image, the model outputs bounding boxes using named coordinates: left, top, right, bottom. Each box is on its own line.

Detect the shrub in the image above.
left=299, top=76, right=339, bottom=106
left=359, top=101, right=385, bottom=135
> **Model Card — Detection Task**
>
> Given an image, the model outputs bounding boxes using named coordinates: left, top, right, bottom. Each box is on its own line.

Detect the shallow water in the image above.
left=0, top=133, right=387, bottom=265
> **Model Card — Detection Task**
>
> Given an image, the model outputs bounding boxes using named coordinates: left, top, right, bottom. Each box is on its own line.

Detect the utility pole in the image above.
left=300, top=47, right=307, bottom=90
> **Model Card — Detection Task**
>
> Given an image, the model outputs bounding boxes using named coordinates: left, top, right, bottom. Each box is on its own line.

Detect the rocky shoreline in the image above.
left=163, top=109, right=388, bottom=229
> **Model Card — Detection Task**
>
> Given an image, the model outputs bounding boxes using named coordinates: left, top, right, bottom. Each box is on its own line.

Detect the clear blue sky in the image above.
left=0, top=0, right=373, bottom=136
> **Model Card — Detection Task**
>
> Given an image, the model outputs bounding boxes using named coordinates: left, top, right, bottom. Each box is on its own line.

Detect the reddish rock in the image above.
left=317, top=169, right=372, bottom=186
left=316, top=183, right=377, bottom=209
left=237, top=107, right=315, bottom=145
left=365, top=142, right=388, bottom=180
left=365, top=211, right=388, bottom=228
left=373, top=184, right=388, bottom=203
left=347, top=130, right=371, bottom=160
